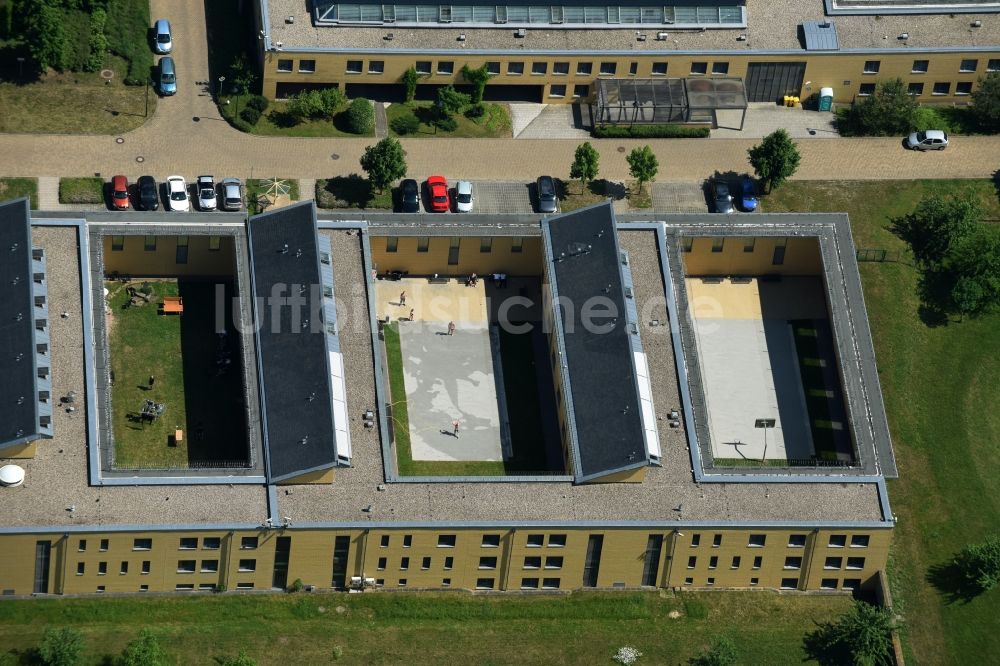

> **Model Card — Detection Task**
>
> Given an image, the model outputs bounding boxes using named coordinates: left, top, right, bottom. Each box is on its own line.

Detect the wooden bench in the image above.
left=161, top=296, right=184, bottom=314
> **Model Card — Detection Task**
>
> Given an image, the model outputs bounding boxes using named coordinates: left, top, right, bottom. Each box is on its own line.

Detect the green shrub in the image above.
left=390, top=113, right=421, bottom=135
left=346, top=98, right=375, bottom=134
left=464, top=103, right=485, bottom=119
left=912, top=106, right=952, bottom=133
left=246, top=95, right=270, bottom=113
left=288, top=87, right=345, bottom=120
left=105, top=0, right=153, bottom=85
left=85, top=8, right=108, bottom=73
left=434, top=115, right=458, bottom=132
left=287, top=578, right=304, bottom=593
left=592, top=124, right=710, bottom=139
left=39, top=627, right=84, bottom=666
left=240, top=107, right=261, bottom=125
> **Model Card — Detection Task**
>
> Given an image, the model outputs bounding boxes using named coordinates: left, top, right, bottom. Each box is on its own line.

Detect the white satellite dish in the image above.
left=0, top=464, right=25, bottom=487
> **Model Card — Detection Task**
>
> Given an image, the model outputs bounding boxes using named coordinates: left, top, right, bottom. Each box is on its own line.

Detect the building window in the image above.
left=421, top=557, right=431, bottom=570
left=784, top=557, right=803, bottom=570
left=821, top=578, right=838, bottom=590
left=743, top=238, right=756, bottom=253
left=788, top=535, right=807, bottom=548
left=444, top=556, right=454, bottom=570
left=684, top=577, right=693, bottom=586
left=573, top=84, right=590, bottom=98
left=712, top=534, right=722, bottom=547
left=577, top=62, right=593, bottom=75
left=532, top=62, right=547, bottom=75
left=346, top=60, right=362, bottom=74
left=708, top=556, right=718, bottom=570
left=989, top=59, right=1000, bottom=72
left=851, top=535, right=870, bottom=548
left=750, top=577, right=759, bottom=586
left=238, top=559, right=256, bottom=572
left=521, top=578, right=539, bottom=589
left=780, top=578, right=798, bottom=590
left=368, top=60, right=385, bottom=74
left=859, top=83, right=876, bottom=96
left=139, top=584, right=149, bottom=591
left=482, top=535, right=500, bottom=548
left=599, top=62, right=617, bottom=76
left=690, top=62, right=708, bottom=76
left=712, top=62, right=729, bottom=75
left=208, top=236, right=221, bottom=251
left=277, top=59, right=292, bottom=73
left=706, top=577, right=715, bottom=586
left=403, top=535, right=412, bottom=547
left=437, top=61, right=454, bottom=75
left=687, top=556, right=697, bottom=569
left=847, top=557, right=865, bottom=570
left=682, top=237, right=694, bottom=253
left=236, top=582, right=254, bottom=590
left=828, top=535, right=846, bottom=548
left=141, top=561, right=150, bottom=574
left=203, top=537, right=220, bottom=550
left=76, top=562, right=84, bottom=575
left=111, top=236, right=124, bottom=251
left=486, top=61, right=500, bottom=75
left=911, top=60, right=929, bottom=73
left=417, top=237, right=429, bottom=252
left=241, top=537, right=258, bottom=550
left=956, top=82, right=973, bottom=95
left=711, top=238, right=724, bottom=253
left=480, top=237, right=492, bottom=253
left=731, top=556, right=741, bottom=569
left=476, top=578, right=495, bottom=590
left=842, top=579, right=861, bottom=591
left=507, top=62, right=524, bottom=75
left=144, top=236, right=156, bottom=252
left=932, top=82, right=950, bottom=96
left=960, top=59, right=978, bottom=73
left=400, top=557, right=410, bottom=571
left=386, top=237, right=398, bottom=253
left=177, top=560, right=196, bottom=574
left=524, top=556, right=542, bottom=569
left=548, top=535, right=566, bottom=547
left=133, top=538, right=152, bottom=551
left=549, top=85, right=566, bottom=98
left=553, top=62, right=569, bottom=75
left=377, top=557, right=386, bottom=570
left=78, top=539, right=87, bottom=552
left=438, top=535, right=456, bottom=548
left=650, top=62, right=668, bottom=77
left=100, top=539, right=109, bottom=552
left=442, top=578, right=451, bottom=587
left=526, top=534, right=544, bottom=548
left=690, top=534, right=701, bottom=547
left=545, top=556, right=563, bottom=569
left=175, top=584, right=193, bottom=591
left=200, top=560, right=218, bottom=573
left=628, top=62, right=638, bottom=76
left=511, top=237, right=523, bottom=253
left=380, top=535, right=390, bottom=548
left=542, top=578, right=560, bottom=589
left=479, top=557, right=498, bottom=569
left=825, top=557, right=843, bottom=570
left=863, top=60, right=880, bottom=74
left=199, top=584, right=215, bottom=591
left=752, top=556, right=762, bottom=570
left=415, top=61, right=431, bottom=74
left=299, top=59, right=316, bottom=73
left=180, top=537, right=197, bottom=550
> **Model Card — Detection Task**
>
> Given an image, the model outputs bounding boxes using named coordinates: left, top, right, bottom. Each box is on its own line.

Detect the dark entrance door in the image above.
left=745, top=62, right=806, bottom=103
left=582, top=535, right=604, bottom=588
left=34, top=541, right=51, bottom=594
left=272, top=536, right=291, bottom=589
left=331, top=535, right=350, bottom=589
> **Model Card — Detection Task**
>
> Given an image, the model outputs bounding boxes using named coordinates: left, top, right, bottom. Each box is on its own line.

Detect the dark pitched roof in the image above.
left=0, top=198, right=43, bottom=449
left=543, top=202, right=649, bottom=481
left=247, top=202, right=338, bottom=482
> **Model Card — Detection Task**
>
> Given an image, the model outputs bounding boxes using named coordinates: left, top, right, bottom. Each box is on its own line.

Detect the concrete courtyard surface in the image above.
left=375, top=278, right=489, bottom=326
left=713, top=103, right=839, bottom=139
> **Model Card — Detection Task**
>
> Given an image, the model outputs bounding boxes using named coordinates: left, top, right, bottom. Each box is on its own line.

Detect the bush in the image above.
left=346, top=98, right=375, bottom=134
left=390, top=113, right=421, bottom=135
left=85, top=8, right=108, bottom=73
left=39, top=627, right=84, bottom=666
left=288, top=578, right=304, bottom=593
left=464, top=103, right=485, bottom=119
left=842, top=77, right=916, bottom=136
left=957, top=535, right=1000, bottom=593
left=288, top=87, right=345, bottom=120
left=104, top=0, right=154, bottom=85
left=592, top=124, right=710, bottom=139
left=434, top=115, right=458, bottom=132
left=240, top=107, right=261, bottom=125
left=246, top=95, right=270, bottom=113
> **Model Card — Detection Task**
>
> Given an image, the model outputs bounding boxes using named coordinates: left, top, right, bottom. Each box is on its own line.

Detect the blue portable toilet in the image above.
left=819, top=87, right=834, bottom=111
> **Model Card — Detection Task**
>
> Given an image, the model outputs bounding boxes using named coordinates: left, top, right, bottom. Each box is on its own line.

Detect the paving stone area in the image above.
left=713, top=103, right=839, bottom=139
left=652, top=181, right=711, bottom=213
left=470, top=180, right=536, bottom=215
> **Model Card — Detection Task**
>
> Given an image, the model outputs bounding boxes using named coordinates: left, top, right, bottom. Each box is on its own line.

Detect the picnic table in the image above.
left=162, top=296, right=184, bottom=314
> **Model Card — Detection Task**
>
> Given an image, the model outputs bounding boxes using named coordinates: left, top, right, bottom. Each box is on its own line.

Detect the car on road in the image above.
left=536, top=175, right=558, bottom=214
left=905, top=129, right=949, bottom=151
left=111, top=175, right=129, bottom=211
left=166, top=175, right=189, bottom=212
left=400, top=178, right=420, bottom=213
left=197, top=176, right=217, bottom=211
left=137, top=175, right=159, bottom=211
left=427, top=175, right=449, bottom=213
left=712, top=180, right=734, bottom=214
left=153, top=19, right=172, bottom=54
left=158, top=56, right=176, bottom=96
left=221, top=178, right=244, bottom=211
left=455, top=180, right=474, bottom=213
left=740, top=175, right=758, bottom=212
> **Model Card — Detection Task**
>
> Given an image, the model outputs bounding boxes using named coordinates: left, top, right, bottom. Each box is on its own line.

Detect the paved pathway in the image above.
left=374, top=102, right=388, bottom=139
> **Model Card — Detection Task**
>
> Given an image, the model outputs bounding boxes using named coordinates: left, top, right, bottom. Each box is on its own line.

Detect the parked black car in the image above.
left=536, top=175, right=558, bottom=214
left=137, top=175, right=159, bottom=211
left=400, top=178, right=420, bottom=213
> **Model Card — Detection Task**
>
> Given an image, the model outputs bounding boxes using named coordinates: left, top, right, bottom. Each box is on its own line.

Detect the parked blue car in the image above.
left=740, top=175, right=758, bottom=212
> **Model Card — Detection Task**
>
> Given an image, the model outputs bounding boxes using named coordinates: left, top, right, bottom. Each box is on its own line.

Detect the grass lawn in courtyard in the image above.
left=0, top=177, right=37, bottom=208
left=387, top=101, right=512, bottom=138
left=107, top=280, right=248, bottom=469
left=0, top=589, right=855, bottom=665
left=59, top=177, right=104, bottom=205
left=765, top=179, right=1000, bottom=665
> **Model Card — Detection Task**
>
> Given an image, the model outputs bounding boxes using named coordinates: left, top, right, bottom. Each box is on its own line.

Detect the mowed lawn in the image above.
left=765, top=179, right=1000, bottom=665
left=0, top=591, right=854, bottom=665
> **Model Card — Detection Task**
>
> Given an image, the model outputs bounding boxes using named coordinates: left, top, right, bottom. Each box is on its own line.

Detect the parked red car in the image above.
left=111, top=175, right=130, bottom=210
left=427, top=175, right=449, bottom=213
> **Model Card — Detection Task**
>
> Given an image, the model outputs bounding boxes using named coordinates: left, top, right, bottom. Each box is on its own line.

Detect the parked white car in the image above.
left=905, top=129, right=949, bottom=151
left=197, top=175, right=217, bottom=211
left=455, top=180, right=474, bottom=213
left=166, top=175, right=189, bottom=212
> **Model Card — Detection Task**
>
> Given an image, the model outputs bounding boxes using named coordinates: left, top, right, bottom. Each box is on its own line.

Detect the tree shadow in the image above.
left=993, top=168, right=1000, bottom=208
left=927, top=558, right=984, bottom=605
left=801, top=622, right=852, bottom=666
left=268, top=110, right=298, bottom=128
left=320, top=175, right=373, bottom=208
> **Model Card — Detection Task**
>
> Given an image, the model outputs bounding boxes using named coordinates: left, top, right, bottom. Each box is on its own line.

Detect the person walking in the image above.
left=399, top=291, right=406, bottom=306
left=409, top=308, right=414, bottom=321
left=148, top=375, right=155, bottom=389
left=447, top=321, right=456, bottom=336
left=452, top=420, right=460, bottom=438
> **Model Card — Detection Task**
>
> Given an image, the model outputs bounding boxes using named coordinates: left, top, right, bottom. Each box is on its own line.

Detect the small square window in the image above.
left=521, top=578, right=539, bottom=589
left=573, top=84, right=590, bottom=98
left=960, top=59, right=978, bottom=73
left=711, top=238, right=724, bottom=253
left=479, top=557, right=498, bottom=569
left=380, top=535, right=390, bottom=548
left=403, top=534, right=412, bottom=547
left=100, top=539, right=109, bottom=552
left=139, top=584, right=149, bottom=591
left=415, top=61, right=432, bottom=74
left=821, top=578, right=838, bottom=590
left=437, top=61, right=454, bottom=75
left=788, top=535, right=807, bottom=548
left=846, top=557, right=866, bottom=570
left=299, top=59, right=316, bottom=73
left=825, top=557, right=843, bottom=570
left=706, top=577, right=715, bottom=586
left=422, top=557, right=431, bottom=570
left=277, top=59, right=292, bottom=73
left=743, top=238, right=756, bottom=253
left=828, top=535, right=846, bottom=548
left=111, top=236, right=124, bottom=251
left=200, top=560, right=218, bottom=573
left=956, top=82, right=973, bottom=95
left=241, top=537, right=258, bottom=550
left=526, top=534, right=544, bottom=547
left=480, top=238, right=492, bottom=253
left=859, top=83, right=876, bottom=96
left=377, top=557, right=386, bottom=571
left=199, top=584, right=215, bottom=591
left=386, top=237, right=398, bottom=253
left=545, top=556, right=563, bottom=569
left=911, top=60, right=929, bottom=73
left=842, top=578, right=861, bottom=591
left=750, top=577, right=759, bottom=586
left=599, top=62, right=617, bottom=76
left=236, top=582, right=254, bottom=590
left=524, top=556, right=541, bottom=569
left=687, top=556, right=697, bottom=569
left=690, top=62, right=708, bottom=76
left=553, top=62, right=569, bottom=75
left=542, top=578, right=560, bottom=589
left=651, top=62, right=667, bottom=76
left=748, top=534, right=766, bottom=547
left=203, top=537, right=220, bottom=550
left=863, top=60, right=880, bottom=74
left=781, top=578, right=798, bottom=590
left=690, top=534, right=701, bottom=547
left=708, top=556, right=718, bottom=570
left=368, top=61, right=385, bottom=74
left=179, top=538, right=197, bottom=550
left=438, top=535, right=456, bottom=548
left=784, top=557, right=802, bottom=570
left=238, top=559, right=256, bottom=572
left=576, top=62, right=593, bottom=75
left=482, top=535, right=500, bottom=548
left=476, top=578, right=495, bottom=590
left=375, top=578, right=384, bottom=586
left=932, top=82, right=950, bottom=96
left=346, top=60, right=363, bottom=74
left=712, top=62, right=729, bottom=75
left=549, top=85, right=566, bottom=98
left=712, top=534, right=722, bottom=548
left=133, top=538, right=152, bottom=551
left=442, top=578, right=451, bottom=587
left=400, top=557, right=410, bottom=571
left=444, top=556, right=454, bottom=570
left=532, top=62, right=547, bottom=75
left=507, top=62, right=524, bottom=75
left=177, top=560, right=196, bottom=574
left=684, top=577, right=693, bottom=585
left=989, top=59, right=1000, bottom=72
left=486, top=61, right=500, bottom=75
left=548, top=535, right=566, bottom=548
left=851, top=535, right=870, bottom=548
left=628, top=62, right=638, bottom=76
left=97, top=585, right=106, bottom=593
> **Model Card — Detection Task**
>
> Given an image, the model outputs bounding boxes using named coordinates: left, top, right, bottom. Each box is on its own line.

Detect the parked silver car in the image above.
left=905, top=130, right=949, bottom=151
left=221, top=178, right=244, bottom=211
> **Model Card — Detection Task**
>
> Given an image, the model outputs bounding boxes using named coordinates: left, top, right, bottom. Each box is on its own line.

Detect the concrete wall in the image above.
left=102, top=235, right=237, bottom=278
left=261, top=48, right=998, bottom=105
left=682, top=236, right=823, bottom=276
left=371, top=235, right=543, bottom=277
